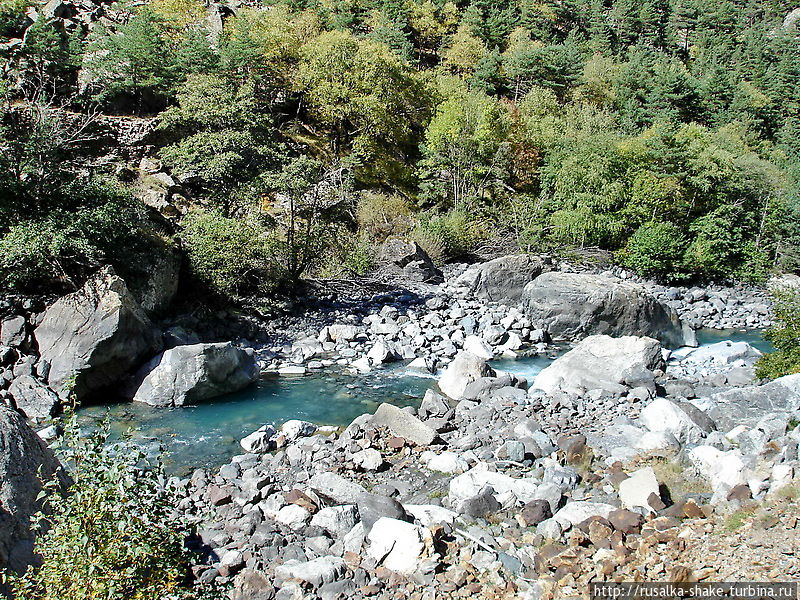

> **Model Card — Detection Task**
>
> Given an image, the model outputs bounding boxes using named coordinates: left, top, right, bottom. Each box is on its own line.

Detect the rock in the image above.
left=437, top=351, right=495, bottom=399
left=454, top=255, right=550, bottom=304
left=617, top=467, right=661, bottom=513
left=640, top=397, right=715, bottom=444
left=275, top=504, right=311, bottom=530
left=357, top=494, right=411, bottom=533
left=677, top=341, right=762, bottom=367
left=366, top=517, right=433, bottom=574
left=281, top=420, right=317, bottom=441
left=8, top=375, right=60, bottom=419
left=418, top=389, right=451, bottom=419
left=327, top=324, right=360, bottom=342
left=310, top=505, right=360, bottom=536
left=240, top=425, right=277, bottom=454
left=702, top=374, right=800, bottom=432
left=370, top=403, right=436, bottom=446
left=0, top=316, right=26, bottom=348
left=352, top=449, right=384, bottom=471
left=552, top=501, right=616, bottom=529
left=377, top=239, right=443, bottom=284
left=0, top=406, right=66, bottom=573
left=449, top=468, right=541, bottom=505
left=534, top=335, right=663, bottom=395
left=275, top=556, right=346, bottom=588
left=129, top=238, right=181, bottom=314
left=308, top=472, right=367, bottom=504
left=520, top=272, right=689, bottom=347
left=688, top=446, right=747, bottom=494
left=35, top=267, right=160, bottom=402
left=231, top=569, right=276, bottom=600
left=460, top=485, right=502, bottom=518
left=463, top=335, right=493, bottom=360
left=132, top=342, right=259, bottom=407
left=423, top=451, right=468, bottom=474
left=607, top=509, right=644, bottom=534
left=404, top=504, right=458, bottom=527
left=519, top=499, right=553, bottom=526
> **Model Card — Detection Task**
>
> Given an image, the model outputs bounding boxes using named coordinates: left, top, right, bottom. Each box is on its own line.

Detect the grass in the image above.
left=724, top=506, right=757, bottom=532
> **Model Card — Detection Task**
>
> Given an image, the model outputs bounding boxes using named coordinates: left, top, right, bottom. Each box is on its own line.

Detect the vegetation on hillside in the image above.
left=756, top=287, right=800, bottom=379
left=2, top=0, right=800, bottom=301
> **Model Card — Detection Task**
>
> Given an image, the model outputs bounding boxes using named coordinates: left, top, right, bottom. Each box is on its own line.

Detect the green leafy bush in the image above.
left=755, top=288, right=800, bottom=379
left=181, top=209, right=282, bottom=300
left=412, top=209, right=483, bottom=263
left=617, top=221, right=688, bottom=281
left=0, top=0, right=30, bottom=37
left=10, top=418, right=212, bottom=600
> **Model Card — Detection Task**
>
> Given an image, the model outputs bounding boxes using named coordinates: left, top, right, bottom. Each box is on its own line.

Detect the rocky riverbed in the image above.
left=1, top=253, right=798, bottom=598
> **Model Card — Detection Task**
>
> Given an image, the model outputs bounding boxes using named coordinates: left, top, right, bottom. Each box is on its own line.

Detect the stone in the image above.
left=310, top=505, right=360, bottom=536
left=617, top=467, right=661, bottom=513
left=454, top=255, right=550, bottom=303
left=607, top=509, right=643, bottom=534
left=640, top=397, right=715, bottom=444
left=377, top=239, right=443, bottom=284
left=281, top=420, right=317, bottom=441
left=370, top=403, right=436, bottom=446
left=438, top=351, right=496, bottom=400
left=520, top=272, right=690, bottom=347
left=8, top=375, right=60, bottom=419
left=0, top=406, right=66, bottom=573
left=460, top=485, right=501, bottom=518
left=418, top=389, right=450, bottom=419
left=352, top=449, right=384, bottom=471
left=240, top=425, right=277, bottom=454
left=0, top=316, right=26, bottom=348
left=357, top=494, right=411, bottom=533
left=132, top=342, right=259, bottom=407
left=552, top=502, right=616, bottom=529
left=702, top=374, right=800, bottom=432
left=449, top=468, right=541, bottom=504
left=366, top=517, right=433, bottom=574
left=677, top=341, right=762, bottom=367
left=275, top=504, right=311, bottom=530
left=308, top=472, right=367, bottom=504
left=534, top=335, right=663, bottom=395
left=231, top=569, right=276, bottom=600
left=35, top=267, right=160, bottom=402
left=327, top=324, right=360, bottom=342
left=463, top=335, right=493, bottom=360
left=423, top=451, right=469, bottom=474
left=404, top=505, right=458, bottom=527
left=275, top=557, right=346, bottom=588
left=519, top=499, right=552, bottom=527
left=687, top=446, right=747, bottom=494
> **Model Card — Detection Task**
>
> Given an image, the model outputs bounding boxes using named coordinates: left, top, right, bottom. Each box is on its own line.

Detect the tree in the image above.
left=755, top=288, right=800, bottom=379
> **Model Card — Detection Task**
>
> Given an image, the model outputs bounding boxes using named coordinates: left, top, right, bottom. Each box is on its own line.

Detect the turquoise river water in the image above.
left=78, top=329, right=770, bottom=474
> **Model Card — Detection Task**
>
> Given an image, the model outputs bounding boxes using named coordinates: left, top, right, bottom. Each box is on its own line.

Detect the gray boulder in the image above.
left=370, top=403, right=436, bottom=446
left=454, top=254, right=550, bottom=303
left=703, top=374, right=800, bottom=432
left=521, top=272, right=689, bottom=347
left=438, top=351, right=496, bottom=399
left=132, top=342, right=259, bottom=407
left=35, top=267, right=160, bottom=402
left=534, top=335, right=663, bottom=396
left=8, top=375, right=60, bottom=420
left=377, top=239, right=443, bottom=284
left=0, top=406, right=66, bottom=573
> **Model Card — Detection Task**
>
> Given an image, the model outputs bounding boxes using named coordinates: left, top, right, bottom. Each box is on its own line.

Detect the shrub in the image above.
left=356, top=192, right=413, bottom=240
left=0, top=0, right=29, bottom=36
left=617, top=221, right=688, bottom=281
left=755, top=288, right=800, bottom=379
left=9, top=418, right=213, bottom=600
left=181, top=209, right=282, bottom=300
left=412, top=209, right=483, bottom=263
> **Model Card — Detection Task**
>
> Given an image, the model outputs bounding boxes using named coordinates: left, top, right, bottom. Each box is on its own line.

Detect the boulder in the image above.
left=240, top=425, right=277, bottom=454
left=437, top=351, right=496, bottom=400
left=520, top=272, right=689, bottom=347
left=308, top=472, right=367, bottom=505
left=449, top=468, right=541, bottom=505
left=367, top=517, right=434, bottom=574
left=552, top=501, right=616, bottom=529
left=702, top=374, right=800, bottom=432
left=675, top=341, right=762, bottom=367
left=377, top=239, right=443, bottom=284
left=357, top=493, right=411, bottom=533
left=534, top=335, right=663, bottom=396
left=0, top=316, right=26, bottom=348
left=617, top=467, right=661, bottom=513
left=275, top=556, right=346, bottom=588
left=688, top=446, right=747, bottom=494
left=8, top=375, right=60, bottom=420
left=370, top=403, right=436, bottom=446
left=35, top=267, right=160, bottom=402
left=132, top=342, right=259, bottom=407
left=0, top=406, right=66, bottom=573
left=310, top=505, right=359, bottom=536
left=453, top=255, right=550, bottom=303
left=640, top=397, right=716, bottom=444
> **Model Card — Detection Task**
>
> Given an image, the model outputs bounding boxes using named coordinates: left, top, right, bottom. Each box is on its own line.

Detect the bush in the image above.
left=181, top=209, right=282, bottom=300
left=412, top=210, right=483, bottom=264
left=10, top=418, right=213, bottom=600
left=0, top=0, right=29, bottom=36
left=617, top=221, right=688, bottom=281
left=0, top=192, right=150, bottom=294
left=755, top=288, right=800, bottom=379
left=356, top=192, right=413, bottom=241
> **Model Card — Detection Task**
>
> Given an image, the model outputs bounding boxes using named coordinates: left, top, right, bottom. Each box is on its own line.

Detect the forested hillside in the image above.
left=2, top=0, right=800, bottom=303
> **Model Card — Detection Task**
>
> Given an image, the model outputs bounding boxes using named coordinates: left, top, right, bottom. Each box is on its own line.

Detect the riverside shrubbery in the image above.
left=9, top=419, right=214, bottom=600
left=756, top=289, right=800, bottom=379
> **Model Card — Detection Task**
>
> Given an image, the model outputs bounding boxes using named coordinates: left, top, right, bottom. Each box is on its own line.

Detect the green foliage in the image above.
left=755, top=288, right=800, bottom=379
left=617, top=221, right=688, bottom=281
left=10, top=417, right=214, bottom=600
left=0, top=0, right=29, bottom=37
left=181, top=209, right=282, bottom=300
left=412, top=209, right=483, bottom=263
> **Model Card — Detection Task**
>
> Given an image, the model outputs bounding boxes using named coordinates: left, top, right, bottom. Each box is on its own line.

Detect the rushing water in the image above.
left=77, top=329, right=769, bottom=475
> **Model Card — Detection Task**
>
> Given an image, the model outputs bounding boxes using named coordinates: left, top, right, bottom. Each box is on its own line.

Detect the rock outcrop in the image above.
left=0, top=406, right=65, bottom=574
left=35, top=267, right=160, bottom=403
left=452, top=254, right=550, bottom=304
left=377, top=239, right=443, bottom=284
left=534, top=335, right=664, bottom=396
left=521, top=272, right=691, bottom=347
left=132, top=342, right=260, bottom=407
